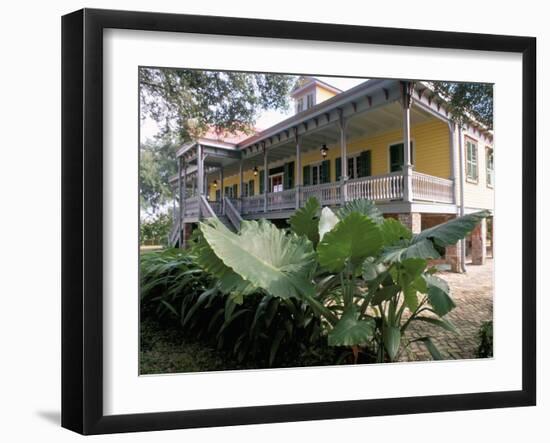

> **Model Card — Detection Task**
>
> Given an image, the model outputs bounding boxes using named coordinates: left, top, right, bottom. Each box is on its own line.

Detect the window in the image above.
left=306, top=93, right=314, bottom=109
left=466, top=139, right=478, bottom=182
left=486, top=147, right=494, bottom=187
left=296, top=97, right=304, bottom=113
left=304, top=160, right=330, bottom=186
left=389, top=142, right=414, bottom=172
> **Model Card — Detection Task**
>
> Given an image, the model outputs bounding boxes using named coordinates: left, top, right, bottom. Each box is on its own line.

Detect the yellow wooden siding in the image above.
left=206, top=117, right=451, bottom=199
left=315, top=86, right=337, bottom=104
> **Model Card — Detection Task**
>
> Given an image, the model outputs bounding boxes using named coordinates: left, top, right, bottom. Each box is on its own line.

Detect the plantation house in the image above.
left=169, top=77, right=494, bottom=272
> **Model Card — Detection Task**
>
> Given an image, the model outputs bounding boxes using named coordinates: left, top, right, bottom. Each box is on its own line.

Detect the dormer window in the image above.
left=296, top=97, right=304, bottom=113
left=306, top=93, right=314, bottom=109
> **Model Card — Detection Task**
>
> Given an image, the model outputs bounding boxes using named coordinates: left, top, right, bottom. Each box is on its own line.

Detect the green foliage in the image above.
left=317, top=210, right=383, bottom=272
left=140, top=212, right=172, bottom=245
left=476, top=321, right=493, bottom=358
left=432, top=82, right=493, bottom=130
left=198, top=218, right=317, bottom=299
left=140, top=248, right=338, bottom=368
left=289, top=197, right=321, bottom=246
left=140, top=136, right=179, bottom=214
left=195, top=197, right=489, bottom=364
left=140, top=68, right=295, bottom=140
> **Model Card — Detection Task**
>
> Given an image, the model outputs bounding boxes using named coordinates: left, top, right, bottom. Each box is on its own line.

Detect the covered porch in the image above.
left=173, top=80, right=457, bottom=224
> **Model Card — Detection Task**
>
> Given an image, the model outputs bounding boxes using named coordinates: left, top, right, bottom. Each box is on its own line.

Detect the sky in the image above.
left=140, top=75, right=368, bottom=141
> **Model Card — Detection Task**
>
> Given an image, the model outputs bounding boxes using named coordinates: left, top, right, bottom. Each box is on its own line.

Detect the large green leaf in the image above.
left=381, top=238, right=440, bottom=263
left=338, top=199, right=384, bottom=224
left=289, top=197, right=320, bottom=245
left=193, top=226, right=256, bottom=295
left=383, top=325, right=401, bottom=360
left=371, top=284, right=400, bottom=305
left=200, top=218, right=317, bottom=300
left=317, top=212, right=383, bottom=272
left=414, top=210, right=490, bottom=247
left=328, top=306, right=375, bottom=346
left=362, top=258, right=387, bottom=281
left=424, top=274, right=455, bottom=316
left=318, top=207, right=339, bottom=241
left=380, top=218, right=412, bottom=245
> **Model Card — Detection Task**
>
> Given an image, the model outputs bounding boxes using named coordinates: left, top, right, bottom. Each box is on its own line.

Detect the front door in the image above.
left=270, top=174, right=283, bottom=193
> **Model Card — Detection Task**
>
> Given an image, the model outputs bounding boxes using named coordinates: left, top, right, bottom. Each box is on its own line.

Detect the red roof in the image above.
left=202, top=127, right=261, bottom=145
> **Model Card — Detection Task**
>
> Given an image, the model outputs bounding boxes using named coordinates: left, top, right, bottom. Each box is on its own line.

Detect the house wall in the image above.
left=315, top=85, right=337, bottom=104
left=460, top=127, right=495, bottom=211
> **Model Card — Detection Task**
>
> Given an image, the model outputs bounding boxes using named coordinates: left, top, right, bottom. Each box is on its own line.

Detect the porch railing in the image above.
left=411, top=171, right=454, bottom=204
left=300, top=182, right=341, bottom=207
left=224, top=197, right=244, bottom=230
left=183, top=196, right=200, bottom=219
left=347, top=172, right=404, bottom=201
left=267, top=188, right=296, bottom=211
left=241, top=194, right=264, bottom=215
left=221, top=171, right=454, bottom=218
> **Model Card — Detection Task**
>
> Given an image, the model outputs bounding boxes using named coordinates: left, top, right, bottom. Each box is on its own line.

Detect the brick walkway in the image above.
left=400, top=259, right=494, bottom=361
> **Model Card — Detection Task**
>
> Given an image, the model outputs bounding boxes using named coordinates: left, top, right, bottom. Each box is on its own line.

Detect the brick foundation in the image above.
left=398, top=212, right=422, bottom=234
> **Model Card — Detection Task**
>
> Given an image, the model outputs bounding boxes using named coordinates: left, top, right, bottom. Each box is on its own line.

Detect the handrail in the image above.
left=199, top=195, right=217, bottom=219
left=223, top=197, right=243, bottom=231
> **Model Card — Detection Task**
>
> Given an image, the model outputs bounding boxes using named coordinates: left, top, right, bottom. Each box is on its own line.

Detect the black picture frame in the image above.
left=61, top=8, right=537, bottom=435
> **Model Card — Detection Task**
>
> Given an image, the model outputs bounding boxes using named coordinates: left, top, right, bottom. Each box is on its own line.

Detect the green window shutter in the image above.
left=259, top=170, right=265, bottom=194
left=303, top=165, right=311, bottom=186
left=215, top=189, right=221, bottom=201
left=321, top=159, right=331, bottom=184
left=358, top=150, right=372, bottom=177
left=232, top=184, right=238, bottom=198
left=335, top=157, right=342, bottom=181
left=248, top=179, right=255, bottom=196
left=284, top=161, right=294, bottom=189
left=224, top=186, right=231, bottom=198
left=390, top=143, right=403, bottom=172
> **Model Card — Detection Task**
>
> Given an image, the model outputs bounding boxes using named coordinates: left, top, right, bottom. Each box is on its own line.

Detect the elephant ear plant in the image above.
left=194, top=198, right=489, bottom=363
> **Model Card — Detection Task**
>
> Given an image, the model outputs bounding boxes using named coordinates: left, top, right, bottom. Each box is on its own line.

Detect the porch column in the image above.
left=471, top=217, right=487, bottom=265
left=401, top=81, right=414, bottom=203
left=448, top=121, right=458, bottom=204
left=295, top=129, right=301, bottom=209
left=220, top=167, right=224, bottom=200
left=196, top=144, right=204, bottom=197
left=338, top=110, right=348, bottom=203
left=445, top=242, right=464, bottom=273
left=182, top=159, right=187, bottom=248
left=177, top=156, right=183, bottom=247
left=263, top=142, right=268, bottom=212
left=239, top=158, right=244, bottom=198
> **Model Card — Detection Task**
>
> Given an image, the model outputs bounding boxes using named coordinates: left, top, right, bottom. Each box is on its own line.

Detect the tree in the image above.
left=139, top=68, right=296, bottom=213
left=140, top=136, right=179, bottom=215
left=432, top=82, right=493, bottom=130
left=140, top=68, right=296, bottom=140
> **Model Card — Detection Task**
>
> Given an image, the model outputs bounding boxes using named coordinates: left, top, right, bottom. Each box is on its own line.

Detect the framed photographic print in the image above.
left=61, top=8, right=536, bottom=435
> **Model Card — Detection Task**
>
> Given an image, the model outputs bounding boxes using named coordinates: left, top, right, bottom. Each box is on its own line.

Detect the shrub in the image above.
left=140, top=212, right=172, bottom=246
left=140, top=248, right=338, bottom=368
left=476, top=321, right=493, bottom=358
left=194, top=197, right=489, bottom=363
